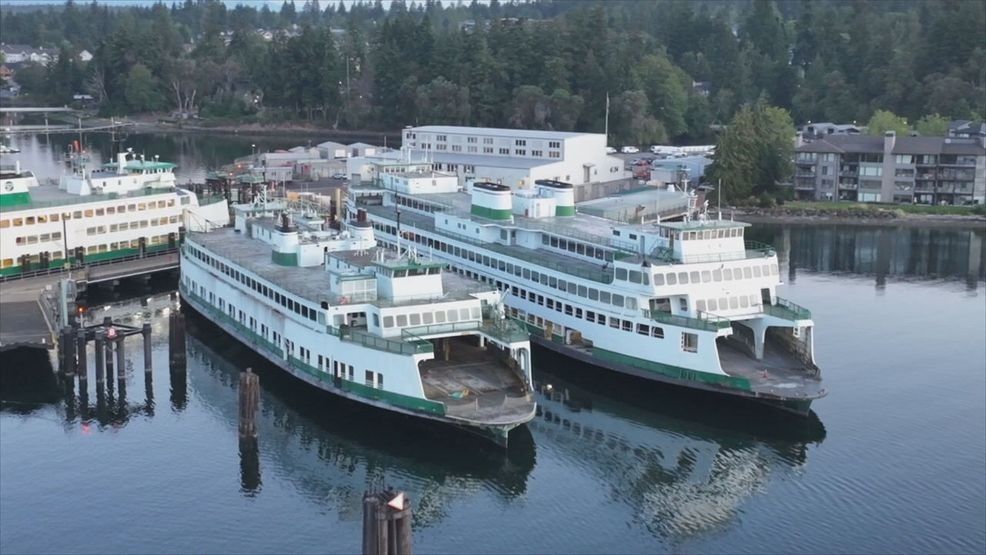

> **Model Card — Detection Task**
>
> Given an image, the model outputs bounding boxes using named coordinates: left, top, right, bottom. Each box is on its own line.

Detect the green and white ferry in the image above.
left=179, top=196, right=536, bottom=446
left=0, top=150, right=229, bottom=279
left=348, top=164, right=826, bottom=415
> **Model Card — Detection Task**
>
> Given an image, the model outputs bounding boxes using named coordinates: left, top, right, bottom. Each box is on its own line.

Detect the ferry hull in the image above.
left=180, top=291, right=532, bottom=448
left=529, top=334, right=818, bottom=417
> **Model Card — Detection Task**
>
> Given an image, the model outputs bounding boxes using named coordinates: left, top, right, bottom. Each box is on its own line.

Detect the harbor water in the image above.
left=1, top=133, right=984, bottom=554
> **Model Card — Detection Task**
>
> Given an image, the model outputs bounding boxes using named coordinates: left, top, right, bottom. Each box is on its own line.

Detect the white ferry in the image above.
left=348, top=169, right=826, bottom=415
left=178, top=197, right=536, bottom=446
left=0, top=150, right=230, bottom=280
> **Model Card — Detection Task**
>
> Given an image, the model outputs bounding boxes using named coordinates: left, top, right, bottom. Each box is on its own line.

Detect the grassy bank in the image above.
left=781, top=201, right=984, bottom=216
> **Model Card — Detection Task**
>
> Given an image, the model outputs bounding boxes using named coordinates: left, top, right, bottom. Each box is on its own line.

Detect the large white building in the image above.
left=400, top=125, right=628, bottom=200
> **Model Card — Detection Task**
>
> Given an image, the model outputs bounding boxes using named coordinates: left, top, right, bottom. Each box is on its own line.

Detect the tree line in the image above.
left=2, top=0, right=983, bottom=151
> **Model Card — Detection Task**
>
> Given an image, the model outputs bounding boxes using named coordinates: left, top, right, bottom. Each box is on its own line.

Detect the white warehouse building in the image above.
left=401, top=125, right=629, bottom=201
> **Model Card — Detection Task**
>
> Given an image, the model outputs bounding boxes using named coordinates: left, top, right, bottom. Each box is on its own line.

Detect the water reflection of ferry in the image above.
left=184, top=322, right=536, bottom=525
left=528, top=348, right=825, bottom=541
left=756, top=225, right=985, bottom=287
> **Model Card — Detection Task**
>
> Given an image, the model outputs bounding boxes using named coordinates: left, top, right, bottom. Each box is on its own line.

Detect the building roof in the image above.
left=795, top=134, right=985, bottom=156
left=411, top=125, right=591, bottom=140
left=317, top=141, right=347, bottom=150
left=348, top=142, right=378, bottom=149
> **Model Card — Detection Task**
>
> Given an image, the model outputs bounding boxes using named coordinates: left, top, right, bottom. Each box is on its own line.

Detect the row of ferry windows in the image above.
left=541, top=234, right=611, bottom=261
left=642, top=263, right=777, bottom=286
left=697, top=295, right=761, bottom=313
left=196, top=283, right=383, bottom=390
left=86, top=217, right=179, bottom=235
left=0, top=200, right=176, bottom=228
left=186, top=245, right=320, bottom=323
left=381, top=306, right=480, bottom=329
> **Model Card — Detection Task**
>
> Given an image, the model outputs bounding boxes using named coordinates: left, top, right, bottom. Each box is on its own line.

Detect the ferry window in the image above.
left=609, top=317, right=620, bottom=329
left=654, top=274, right=664, bottom=286
left=396, top=314, right=408, bottom=327
left=1, top=259, right=12, bottom=268
left=107, top=207, right=115, bottom=215
left=95, top=209, right=104, bottom=216
left=697, top=300, right=706, bottom=312
left=578, top=285, right=587, bottom=297
left=612, top=294, right=624, bottom=306
left=575, top=308, right=583, bottom=319
left=537, top=295, right=544, bottom=306
left=616, top=268, right=627, bottom=280
left=719, top=297, right=728, bottom=309
left=667, top=273, right=677, bottom=285
left=39, top=233, right=50, bottom=241
left=564, top=305, right=573, bottom=316
left=588, top=288, right=599, bottom=301
left=459, top=308, right=470, bottom=320
left=51, top=214, right=59, bottom=222
left=652, top=326, right=664, bottom=339
left=448, top=310, right=458, bottom=322
left=74, top=211, right=82, bottom=218
left=410, top=314, right=421, bottom=326
left=678, top=272, right=688, bottom=284
left=730, top=297, right=740, bottom=309
left=770, top=265, right=778, bottom=275
left=701, top=271, right=711, bottom=282
left=600, top=291, right=611, bottom=304
left=682, top=332, right=698, bottom=353
left=423, top=312, right=434, bottom=324
left=348, top=365, right=354, bottom=381
left=723, top=269, right=732, bottom=280
left=744, top=267, right=753, bottom=279
left=679, top=298, right=688, bottom=311
left=435, top=311, right=446, bottom=323
left=26, top=216, right=35, bottom=225
left=383, top=316, right=394, bottom=328
left=753, top=266, right=762, bottom=278
left=740, top=296, right=749, bottom=308
left=84, top=210, right=93, bottom=217
left=0, top=220, right=7, bottom=229
left=626, top=298, right=637, bottom=310
left=365, top=371, right=374, bottom=387
left=586, top=310, right=595, bottom=321
left=713, top=269, right=722, bottom=281
left=637, top=324, right=650, bottom=336
left=549, top=277, right=557, bottom=288
left=568, top=282, right=577, bottom=294
left=110, top=224, right=118, bottom=232
left=642, top=274, right=649, bottom=285
left=621, top=320, right=632, bottom=332
left=523, top=269, right=530, bottom=279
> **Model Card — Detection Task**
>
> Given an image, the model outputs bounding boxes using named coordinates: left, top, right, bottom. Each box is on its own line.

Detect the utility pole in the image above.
left=604, top=91, right=610, bottom=143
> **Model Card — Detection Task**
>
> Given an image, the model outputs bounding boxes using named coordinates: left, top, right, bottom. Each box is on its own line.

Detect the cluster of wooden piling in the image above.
left=362, top=491, right=413, bottom=555
left=168, top=311, right=186, bottom=370
left=238, top=368, right=260, bottom=439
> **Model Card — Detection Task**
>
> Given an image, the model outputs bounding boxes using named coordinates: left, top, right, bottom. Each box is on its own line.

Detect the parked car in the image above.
left=620, top=146, right=639, bottom=154
left=331, top=173, right=348, bottom=180
left=606, top=146, right=617, bottom=154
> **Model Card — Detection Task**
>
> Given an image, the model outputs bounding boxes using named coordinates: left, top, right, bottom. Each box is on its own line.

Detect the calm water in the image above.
left=1, top=134, right=985, bottom=554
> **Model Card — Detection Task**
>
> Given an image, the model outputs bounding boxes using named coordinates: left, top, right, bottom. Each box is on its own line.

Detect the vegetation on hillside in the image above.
left=1, top=0, right=982, bottom=148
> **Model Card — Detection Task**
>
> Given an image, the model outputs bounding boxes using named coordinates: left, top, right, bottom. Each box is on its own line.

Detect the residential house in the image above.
left=792, top=132, right=986, bottom=205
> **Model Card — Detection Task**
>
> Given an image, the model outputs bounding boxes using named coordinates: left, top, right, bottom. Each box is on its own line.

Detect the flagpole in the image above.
left=604, top=91, right=610, bottom=142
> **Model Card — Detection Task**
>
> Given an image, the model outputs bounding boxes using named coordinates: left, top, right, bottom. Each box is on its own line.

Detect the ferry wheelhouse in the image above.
left=349, top=171, right=826, bottom=415
left=0, top=150, right=229, bottom=280
left=179, top=198, right=536, bottom=446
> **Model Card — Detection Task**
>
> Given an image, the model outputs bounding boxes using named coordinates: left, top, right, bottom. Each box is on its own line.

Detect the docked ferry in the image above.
left=179, top=197, right=536, bottom=446
left=0, top=150, right=229, bottom=279
left=348, top=170, right=826, bottom=415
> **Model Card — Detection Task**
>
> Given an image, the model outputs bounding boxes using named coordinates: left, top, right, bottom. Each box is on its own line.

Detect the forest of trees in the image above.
left=2, top=0, right=984, bottom=148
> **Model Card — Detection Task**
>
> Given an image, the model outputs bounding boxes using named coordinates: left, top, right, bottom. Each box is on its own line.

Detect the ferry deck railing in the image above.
left=643, top=308, right=733, bottom=332
left=762, top=296, right=812, bottom=320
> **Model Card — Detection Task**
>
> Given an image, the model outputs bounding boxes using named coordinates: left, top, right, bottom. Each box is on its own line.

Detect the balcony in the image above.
left=762, top=297, right=812, bottom=321
left=642, top=309, right=732, bottom=333
left=838, top=182, right=858, bottom=190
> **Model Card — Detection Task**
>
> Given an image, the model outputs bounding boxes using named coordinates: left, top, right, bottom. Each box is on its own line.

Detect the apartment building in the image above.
left=792, top=132, right=986, bottom=205
left=400, top=125, right=627, bottom=200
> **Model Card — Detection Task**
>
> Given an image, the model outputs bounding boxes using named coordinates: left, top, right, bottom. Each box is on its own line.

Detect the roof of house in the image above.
left=411, top=125, right=591, bottom=140
left=348, top=142, right=378, bottom=149
left=796, top=134, right=985, bottom=156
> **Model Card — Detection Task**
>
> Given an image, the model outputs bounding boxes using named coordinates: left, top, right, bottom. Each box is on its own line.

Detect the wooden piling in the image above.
left=142, top=323, right=153, bottom=373
left=94, top=332, right=106, bottom=384
left=60, top=327, right=76, bottom=376
left=362, top=491, right=413, bottom=555
left=169, top=312, right=186, bottom=371
left=238, top=368, right=260, bottom=439
left=116, top=337, right=126, bottom=384
left=75, top=328, right=86, bottom=380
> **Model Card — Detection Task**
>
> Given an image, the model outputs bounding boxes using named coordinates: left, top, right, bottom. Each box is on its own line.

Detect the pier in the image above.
left=0, top=252, right=180, bottom=353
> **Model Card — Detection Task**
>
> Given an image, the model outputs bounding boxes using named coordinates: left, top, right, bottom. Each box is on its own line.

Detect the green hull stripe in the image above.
left=555, top=205, right=575, bottom=217
left=591, top=347, right=752, bottom=391
left=470, top=205, right=512, bottom=220
left=0, top=192, right=32, bottom=207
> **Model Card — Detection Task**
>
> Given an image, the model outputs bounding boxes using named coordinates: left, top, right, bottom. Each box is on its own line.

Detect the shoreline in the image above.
left=733, top=210, right=986, bottom=229
left=133, top=119, right=403, bottom=140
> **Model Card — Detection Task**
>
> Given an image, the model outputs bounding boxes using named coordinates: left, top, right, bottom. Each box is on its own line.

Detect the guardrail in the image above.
left=642, top=309, right=732, bottom=332
left=763, top=297, right=812, bottom=320
left=402, top=318, right=529, bottom=344
left=328, top=325, right=432, bottom=355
